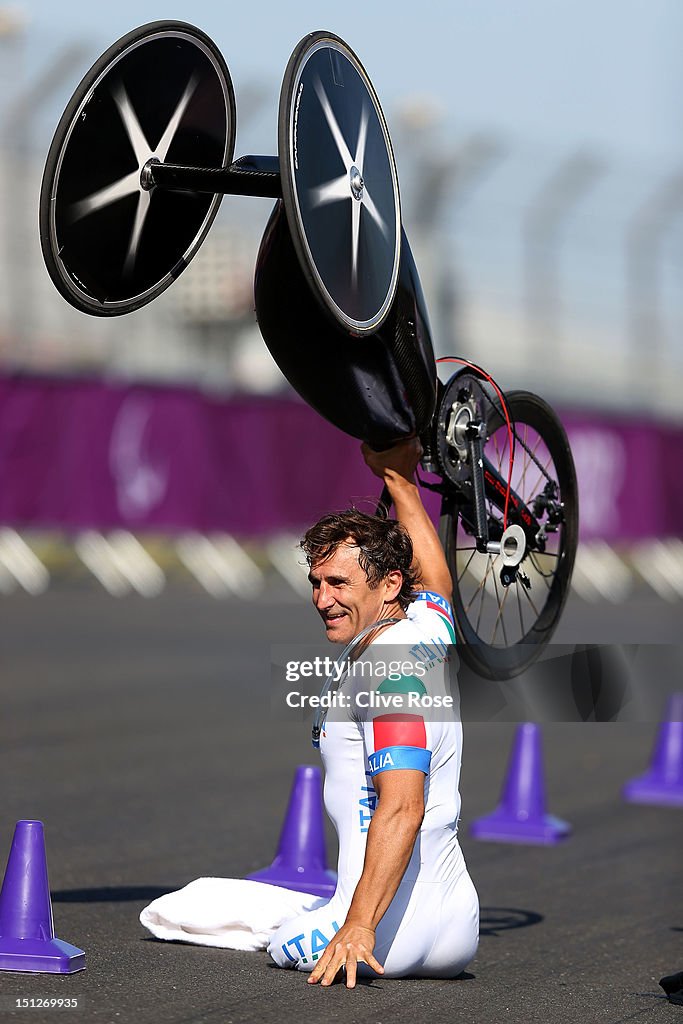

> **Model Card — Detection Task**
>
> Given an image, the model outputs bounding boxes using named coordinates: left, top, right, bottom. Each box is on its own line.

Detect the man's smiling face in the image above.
left=308, top=541, right=391, bottom=645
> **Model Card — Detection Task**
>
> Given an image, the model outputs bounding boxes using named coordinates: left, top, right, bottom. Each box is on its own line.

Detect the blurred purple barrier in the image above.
left=0, top=375, right=680, bottom=539
left=0, top=376, right=381, bottom=535
left=562, top=414, right=683, bottom=540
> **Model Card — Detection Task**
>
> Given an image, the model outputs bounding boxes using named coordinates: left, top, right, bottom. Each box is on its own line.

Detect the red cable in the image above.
left=436, top=357, right=515, bottom=530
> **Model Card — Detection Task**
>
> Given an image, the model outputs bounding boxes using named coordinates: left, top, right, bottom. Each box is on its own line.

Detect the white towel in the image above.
left=139, top=878, right=326, bottom=951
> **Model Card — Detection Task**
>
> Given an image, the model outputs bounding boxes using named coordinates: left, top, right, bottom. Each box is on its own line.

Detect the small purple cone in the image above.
left=248, top=766, right=337, bottom=898
left=623, top=693, right=683, bottom=807
left=0, top=821, right=85, bottom=973
left=470, top=723, right=571, bottom=845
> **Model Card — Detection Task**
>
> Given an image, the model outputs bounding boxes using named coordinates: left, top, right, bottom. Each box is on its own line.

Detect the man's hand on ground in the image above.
left=361, top=438, right=422, bottom=484
left=307, top=922, right=384, bottom=988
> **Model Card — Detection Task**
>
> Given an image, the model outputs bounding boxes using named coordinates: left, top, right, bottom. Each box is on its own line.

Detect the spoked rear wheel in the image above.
left=440, top=389, right=578, bottom=679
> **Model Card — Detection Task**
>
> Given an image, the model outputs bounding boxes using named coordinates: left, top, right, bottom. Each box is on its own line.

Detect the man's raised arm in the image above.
left=361, top=439, right=453, bottom=603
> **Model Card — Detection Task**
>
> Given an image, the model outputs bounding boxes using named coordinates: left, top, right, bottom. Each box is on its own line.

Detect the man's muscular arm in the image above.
left=307, top=768, right=424, bottom=988
left=362, top=438, right=453, bottom=602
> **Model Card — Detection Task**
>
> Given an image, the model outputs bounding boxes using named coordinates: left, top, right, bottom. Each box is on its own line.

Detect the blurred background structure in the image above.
left=0, top=0, right=681, bottom=603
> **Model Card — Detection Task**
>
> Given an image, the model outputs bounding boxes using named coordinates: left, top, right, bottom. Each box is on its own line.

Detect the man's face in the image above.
left=308, top=542, right=389, bottom=645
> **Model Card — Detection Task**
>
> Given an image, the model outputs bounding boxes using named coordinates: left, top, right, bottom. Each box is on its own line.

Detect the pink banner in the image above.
left=0, top=375, right=680, bottom=539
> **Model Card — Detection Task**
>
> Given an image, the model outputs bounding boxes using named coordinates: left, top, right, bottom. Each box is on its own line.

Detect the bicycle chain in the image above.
left=477, top=385, right=555, bottom=488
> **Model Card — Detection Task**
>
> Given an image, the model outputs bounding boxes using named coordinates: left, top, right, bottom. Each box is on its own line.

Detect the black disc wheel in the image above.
left=440, top=389, right=579, bottom=680
left=278, top=31, right=401, bottom=335
left=40, top=21, right=236, bottom=316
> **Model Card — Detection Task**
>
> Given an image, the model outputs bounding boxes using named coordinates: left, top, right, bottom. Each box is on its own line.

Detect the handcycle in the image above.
left=39, top=21, right=578, bottom=680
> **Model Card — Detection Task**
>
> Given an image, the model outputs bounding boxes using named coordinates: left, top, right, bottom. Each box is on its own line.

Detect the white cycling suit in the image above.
left=268, top=591, right=479, bottom=978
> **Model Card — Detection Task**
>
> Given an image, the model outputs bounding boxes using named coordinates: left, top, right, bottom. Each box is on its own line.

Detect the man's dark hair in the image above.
left=301, top=509, right=420, bottom=611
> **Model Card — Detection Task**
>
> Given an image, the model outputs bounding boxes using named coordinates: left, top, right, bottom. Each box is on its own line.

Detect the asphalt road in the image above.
left=0, top=584, right=682, bottom=1024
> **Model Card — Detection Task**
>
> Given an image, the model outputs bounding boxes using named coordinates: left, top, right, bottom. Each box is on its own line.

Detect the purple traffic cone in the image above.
left=470, top=723, right=571, bottom=845
left=623, top=693, right=683, bottom=807
left=248, top=765, right=337, bottom=898
left=0, top=821, right=85, bottom=973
